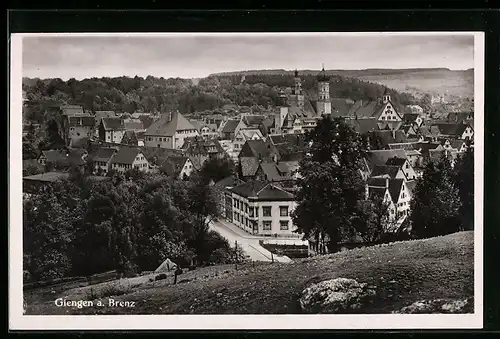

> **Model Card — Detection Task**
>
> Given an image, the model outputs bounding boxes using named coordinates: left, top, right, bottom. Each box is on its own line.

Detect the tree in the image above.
left=185, top=177, right=219, bottom=263
left=454, top=147, right=474, bottom=230
left=410, top=153, right=462, bottom=238
left=292, top=116, right=366, bottom=253
left=199, top=156, right=235, bottom=184
left=354, top=194, right=392, bottom=244
left=23, top=142, right=39, bottom=160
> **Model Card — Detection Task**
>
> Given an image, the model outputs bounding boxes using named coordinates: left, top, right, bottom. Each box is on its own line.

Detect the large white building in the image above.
left=225, top=180, right=302, bottom=238
left=144, top=111, right=199, bottom=149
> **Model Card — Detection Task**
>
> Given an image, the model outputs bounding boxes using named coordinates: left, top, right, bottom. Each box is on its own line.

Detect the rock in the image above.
left=299, top=278, right=377, bottom=314
left=393, top=298, right=473, bottom=314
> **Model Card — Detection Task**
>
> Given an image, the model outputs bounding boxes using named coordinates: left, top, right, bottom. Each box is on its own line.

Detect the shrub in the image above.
left=155, top=273, right=167, bottom=281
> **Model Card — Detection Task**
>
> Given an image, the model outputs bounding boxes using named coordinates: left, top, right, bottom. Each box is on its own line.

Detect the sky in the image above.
left=21, top=33, right=475, bottom=80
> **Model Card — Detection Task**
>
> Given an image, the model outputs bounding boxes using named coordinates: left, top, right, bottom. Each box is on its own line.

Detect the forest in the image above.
left=22, top=73, right=416, bottom=123
left=23, top=162, right=241, bottom=281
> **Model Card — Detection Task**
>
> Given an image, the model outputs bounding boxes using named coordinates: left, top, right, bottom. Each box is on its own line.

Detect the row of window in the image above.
left=147, top=136, right=170, bottom=142
left=233, top=213, right=289, bottom=231
left=232, top=200, right=289, bottom=217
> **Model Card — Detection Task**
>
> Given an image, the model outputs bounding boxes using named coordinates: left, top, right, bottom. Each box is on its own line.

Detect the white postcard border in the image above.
left=9, top=31, right=484, bottom=330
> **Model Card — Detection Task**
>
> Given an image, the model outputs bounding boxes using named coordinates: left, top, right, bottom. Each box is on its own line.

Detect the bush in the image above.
left=155, top=273, right=167, bottom=281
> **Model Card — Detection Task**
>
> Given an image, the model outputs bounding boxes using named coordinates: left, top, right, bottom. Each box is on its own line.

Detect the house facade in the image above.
left=227, top=181, right=301, bottom=238
left=160, top=156, right=194, bottom=179
left=99, top=118, right=126, bottom=144
left=144, top=111, right=199, bottom=149
left=63, top=114, right=95, bottom=145
left=110, top=148, right=149, bottom=173
left=87, top=148, right=116, bottom=175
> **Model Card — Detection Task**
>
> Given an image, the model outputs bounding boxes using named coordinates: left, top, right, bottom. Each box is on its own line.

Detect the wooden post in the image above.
left=174, top=270, right=178, bottom=285
left=271, top=252, right=274, bottom=263
left=235, top=241, right=238, bottom=270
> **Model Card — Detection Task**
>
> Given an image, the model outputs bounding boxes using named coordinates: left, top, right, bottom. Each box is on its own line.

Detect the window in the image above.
left=249, top=207, right=254, bottom=217
left=263, top=206, right=272, bottom=217
left=263, top=221, right=272, bottom=230
left=280, top=221, right=289, bottom=230
left=406, top=163, right=409, bottom=169
left=280, top=206, right=288, bottom=217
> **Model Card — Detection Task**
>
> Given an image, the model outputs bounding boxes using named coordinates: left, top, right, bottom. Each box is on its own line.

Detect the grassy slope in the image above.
left=25, top=231, right=474, bottom=315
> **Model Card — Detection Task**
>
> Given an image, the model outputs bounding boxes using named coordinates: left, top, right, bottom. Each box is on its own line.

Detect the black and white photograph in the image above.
left=9, top=32, right=483, bottom=330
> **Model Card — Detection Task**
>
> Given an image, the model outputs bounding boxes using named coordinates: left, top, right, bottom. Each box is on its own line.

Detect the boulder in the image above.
left=299, top=278, right=377, bottom=313
left=393, top=298, right=473, bottom=314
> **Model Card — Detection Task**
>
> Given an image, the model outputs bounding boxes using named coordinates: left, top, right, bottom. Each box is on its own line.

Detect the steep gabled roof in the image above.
left=101, top=117, right=125, bottom=131
left=330, top=98, right=355, bottom=117
left=41, top=149, right=87, bottom=167
left=120, top=130, right=138, bottom=145
left=140, top=146, right=184, bottom=166
left=450, top=139, right=466, bottom=150
left=160, top=156, right=189, bottom=177
left=433, top=123, right=471, bottom=136
left=345, top=118, right=379, bottom=134
left=239, top=139, right=273, bottom=159
left=242, top=115, right=266, bottom=127
left=371, top=165, right=401, bottom=178
left=145, top=112, right=196, bottom=137
left=240, top=157, right=260, bottom=177
left=221, top=119, right=240, bottom=134
left=182, top=137, right=225, bottom=155
left=239, top=128, right=264, bottom=140
left=385, top=157, right=407, bottom=166
left=110, top=147, right=141, bottom=165
left=368, top=130, right=407, bottom=148
left=87, top=148, right=116, bottom=163
left=366, top=149, right=407, bottom=169
left=388, top=179, right=405, bottom=204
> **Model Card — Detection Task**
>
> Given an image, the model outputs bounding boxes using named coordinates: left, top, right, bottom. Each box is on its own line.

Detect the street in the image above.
left=209, top=219, right=293, bottom=263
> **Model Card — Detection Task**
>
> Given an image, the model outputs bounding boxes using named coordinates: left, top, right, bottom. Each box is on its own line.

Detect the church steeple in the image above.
left=316, top=64, right=331, bottom=115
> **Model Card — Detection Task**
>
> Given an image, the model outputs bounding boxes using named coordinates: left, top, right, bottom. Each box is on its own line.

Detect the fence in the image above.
left=23, top=270, right=119, bottom=291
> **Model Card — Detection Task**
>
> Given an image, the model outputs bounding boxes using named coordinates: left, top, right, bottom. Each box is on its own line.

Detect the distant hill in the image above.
left=210, top=68, right=474, bottom=98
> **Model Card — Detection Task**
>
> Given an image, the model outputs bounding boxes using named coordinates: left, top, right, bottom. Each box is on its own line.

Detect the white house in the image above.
left=159, top=156, right=194, bottom=180
left=349, top=91, right=403, bottom=130
left=99, top=118, right=126, bottom=144
left=228, top=180, right=302, bottom=238
left=232, top=128, right=264, bottom=154
left=87, top=148, right=116, bottom=175
left=144, top=111, right=199, bottom=149
left=110, top=148, right=149, bottom=173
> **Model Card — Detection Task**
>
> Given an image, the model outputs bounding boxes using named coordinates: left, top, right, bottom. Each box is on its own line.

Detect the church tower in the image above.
left=316, top=64, right=331, bottom=115
left=293, top=69, right=305, bottom=109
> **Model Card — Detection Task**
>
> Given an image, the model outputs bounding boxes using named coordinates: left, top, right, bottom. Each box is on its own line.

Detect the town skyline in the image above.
left=22, top=33, right=474, bottom=80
